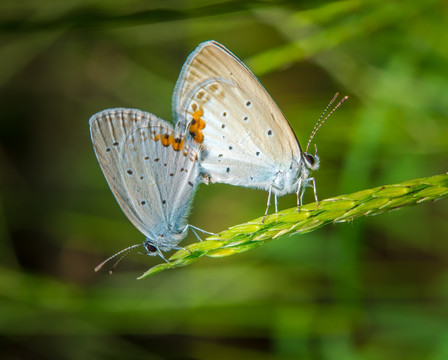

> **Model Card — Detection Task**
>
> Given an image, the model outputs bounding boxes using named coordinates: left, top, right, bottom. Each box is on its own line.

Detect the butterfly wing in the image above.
left=173, top=41, right=302, bottom=191
left=89, top=108, right=200, bottom=243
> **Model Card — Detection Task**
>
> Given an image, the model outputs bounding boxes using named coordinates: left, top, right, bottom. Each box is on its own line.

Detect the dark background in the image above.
left=1, top=0, right=447, bottom=359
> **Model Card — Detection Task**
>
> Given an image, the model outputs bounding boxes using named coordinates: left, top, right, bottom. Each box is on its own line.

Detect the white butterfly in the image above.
left=173, top=41, right=347, bottom=216
left=90, top=108, right=210, bottom=270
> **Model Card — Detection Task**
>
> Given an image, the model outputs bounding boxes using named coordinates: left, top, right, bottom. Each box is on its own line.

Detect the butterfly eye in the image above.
left=304, top=153, right=315, bottom=166
left=144, top=243, right=157, bottom=254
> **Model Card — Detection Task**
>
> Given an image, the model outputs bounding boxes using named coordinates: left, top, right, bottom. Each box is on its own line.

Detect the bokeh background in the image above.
left=1, top=0, right=447, bottom=359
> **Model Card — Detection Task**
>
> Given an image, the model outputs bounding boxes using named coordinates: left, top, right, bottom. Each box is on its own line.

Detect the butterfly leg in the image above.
left=188, top=225, right=216, bottom=243
left=309, top=177, right=319, bottom=204
left=296, top=177, right=304, bottom=212
left=156, top=249, right=170, bottom=263
left=262, top=185, right=274, bottom=222
left=190, top=227, right=203, bottom=242
left=189, top=225, right=215, bottom=235
left=274, top=195, right=279, bottom=213
left=296, top=177, right=319, bottom=212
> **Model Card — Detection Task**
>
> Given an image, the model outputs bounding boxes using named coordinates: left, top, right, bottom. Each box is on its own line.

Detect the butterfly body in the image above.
left=174, top=41, right=321, bottom=212
left=89, top=108, right=201, bottom=259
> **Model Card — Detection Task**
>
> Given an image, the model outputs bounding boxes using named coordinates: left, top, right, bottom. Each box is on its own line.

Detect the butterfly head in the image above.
left=143, top=240, right=160, bottom=256
left=303, top=144, right=320, bottom=172
left=144, top=230, right=187, bottom=258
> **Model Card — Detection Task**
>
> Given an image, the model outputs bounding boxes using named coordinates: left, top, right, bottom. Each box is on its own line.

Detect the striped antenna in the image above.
left=305, top=93, right=349, bottom=153
left=95, top=244, right=142, bottom=274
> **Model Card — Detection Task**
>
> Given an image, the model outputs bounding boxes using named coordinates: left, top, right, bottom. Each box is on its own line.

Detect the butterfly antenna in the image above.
left=95, top=244, right=142, bottom=274
left=109, top=250, right=134, bottom=275
left=305, top=93, right=349, bottom=153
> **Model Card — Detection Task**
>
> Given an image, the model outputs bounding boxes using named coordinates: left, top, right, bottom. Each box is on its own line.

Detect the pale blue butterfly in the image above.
left=173, top=41, right=347, bottom=217
left=90, top=108, right=211, bottom=271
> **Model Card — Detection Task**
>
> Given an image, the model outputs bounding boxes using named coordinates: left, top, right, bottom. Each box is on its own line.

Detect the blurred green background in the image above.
left=1, top=0, right=447, bottom=359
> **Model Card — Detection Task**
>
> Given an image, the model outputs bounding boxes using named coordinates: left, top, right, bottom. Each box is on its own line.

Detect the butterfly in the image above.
left=90, top=108, right=211, bottom=271
left=173, top=41, right=347, bottom=217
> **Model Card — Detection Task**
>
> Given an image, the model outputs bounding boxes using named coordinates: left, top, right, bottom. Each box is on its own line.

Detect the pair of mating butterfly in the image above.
left=90, top=41, right=347, bottom=271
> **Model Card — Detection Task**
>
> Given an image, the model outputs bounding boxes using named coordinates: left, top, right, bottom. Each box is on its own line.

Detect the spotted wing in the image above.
left=89, top=108, right=200, bottom=239
left=173, top=41, right=302, bottom=191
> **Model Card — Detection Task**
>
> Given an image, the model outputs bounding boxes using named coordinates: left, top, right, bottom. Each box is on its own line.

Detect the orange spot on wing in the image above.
left=161, top=133, right=174, bottom=147
left=192, top=108, right=203, bottom=121
left=189, top=107, right=206, bottom=144
left=194, top=131, right=204, bottom=144
left=189, top=120, right=197, bottom=133
left=172, top=137, right=184, bottom=151
left=198, top=118, right=206, bottom=130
